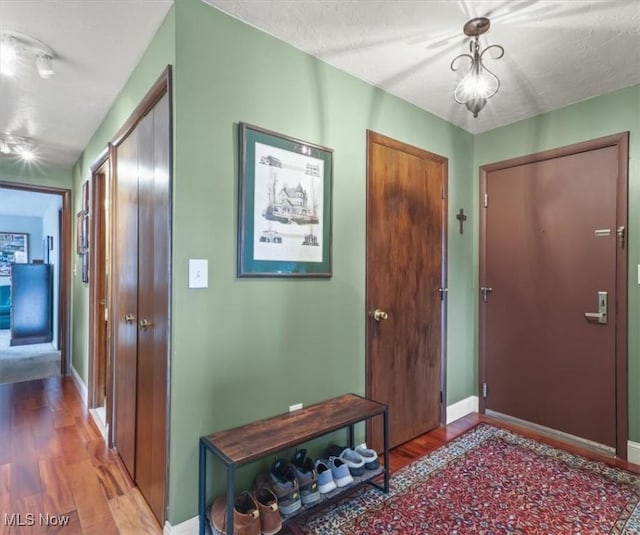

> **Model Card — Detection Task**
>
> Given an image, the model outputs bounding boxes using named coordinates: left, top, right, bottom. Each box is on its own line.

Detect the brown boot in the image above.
left=253, top=487, right=282, bottom=535
left=211, top=492, right=261, bottom=535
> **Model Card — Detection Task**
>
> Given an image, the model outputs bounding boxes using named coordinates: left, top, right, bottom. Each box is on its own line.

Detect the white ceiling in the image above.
left=204, top=0, right=640, bottom=134
left=0, top=1, right=638, bottom=171
left=0, top=0, right=173, bottom=170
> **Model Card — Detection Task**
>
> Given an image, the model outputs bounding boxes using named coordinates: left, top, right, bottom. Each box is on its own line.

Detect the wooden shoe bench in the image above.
left=198, top=393, right=389, bottom=534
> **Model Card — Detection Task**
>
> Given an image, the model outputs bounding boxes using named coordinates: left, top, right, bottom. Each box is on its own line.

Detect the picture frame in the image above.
left=76, top=211, right=88, bottom=255
left=81, top=251, right=89, bottom=284
left=0, top=232, right=29, bottom=277
left=237, top=122, right=333, bottom=277
left=82, top=180, right=90, bottom=214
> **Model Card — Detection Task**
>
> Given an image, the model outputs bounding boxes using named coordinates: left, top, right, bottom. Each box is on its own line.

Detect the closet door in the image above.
left=135, top=92, right=170, bottom=522
left=112, top=127, right=140, bottom=479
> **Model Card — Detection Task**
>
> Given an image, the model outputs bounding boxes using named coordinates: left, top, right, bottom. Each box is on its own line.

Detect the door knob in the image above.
left=369, top=309, right=388, bottom=321
left=138, top=319, right=152, bottom=331
left=125, top=313, right=136, bottom=324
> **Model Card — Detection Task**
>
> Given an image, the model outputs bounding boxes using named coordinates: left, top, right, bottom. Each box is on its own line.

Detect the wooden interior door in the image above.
left=480, top=134, right=628, bottom=457
left=112, top=126, right=140, bottom=479
left=366, top=131, right=447, bottom=450
left=111, top=69, right=171, bottom=523
left=89, top=158, right=110, bottom=413
left=134, top=93, right=170, bottom=522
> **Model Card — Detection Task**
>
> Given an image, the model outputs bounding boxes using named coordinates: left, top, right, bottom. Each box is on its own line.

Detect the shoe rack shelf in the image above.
left=198, top=393, right=389, bottom=535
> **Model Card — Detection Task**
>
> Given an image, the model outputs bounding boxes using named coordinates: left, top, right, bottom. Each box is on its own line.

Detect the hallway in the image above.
left=0, top=376, right=160, bottom=534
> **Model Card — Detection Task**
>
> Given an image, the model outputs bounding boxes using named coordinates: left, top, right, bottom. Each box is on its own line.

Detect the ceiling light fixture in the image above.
left=0, top=134, right=37, bottom=161
left=0, top=30, right=56, bottom=79
left=450, top=17, right=504, bottom=118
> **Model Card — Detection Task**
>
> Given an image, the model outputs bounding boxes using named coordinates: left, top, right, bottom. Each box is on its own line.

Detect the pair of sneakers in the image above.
left=290, top=449, right=321, bottom=507
left=315, top=456, right=353, bottom=493
left=327, top=443, right=380, bottom=476
left=256, top=459, right=301, bottom=518
left=211, top=488, right=281, bottom=535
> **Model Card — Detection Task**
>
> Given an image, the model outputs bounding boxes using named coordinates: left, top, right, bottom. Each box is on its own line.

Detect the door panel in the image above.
left=366, top=131, right=446, bottom=450
left=482, top=143, right=624, bottom=450
left=112, top=127, right=139, bottom=479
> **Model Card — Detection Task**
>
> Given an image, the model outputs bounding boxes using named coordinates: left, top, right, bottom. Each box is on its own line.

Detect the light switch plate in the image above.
left=189, top=259, right=208, bottom=289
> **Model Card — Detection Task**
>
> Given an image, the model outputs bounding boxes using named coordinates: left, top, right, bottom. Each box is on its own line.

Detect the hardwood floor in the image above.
left=2, top=376, right=638, bottom=534
left=0, top=376, right=160, bottom=535
left=387, top=412, right=640, bottom=475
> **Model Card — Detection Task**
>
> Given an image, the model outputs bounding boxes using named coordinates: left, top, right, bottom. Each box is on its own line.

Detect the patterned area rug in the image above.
left=299, top=424, right=640, bottom=534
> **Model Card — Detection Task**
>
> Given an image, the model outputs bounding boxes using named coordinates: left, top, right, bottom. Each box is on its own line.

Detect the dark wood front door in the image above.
left=480, top=133, right=628, bottom=457
left=366, top=131, right=447, bottom=450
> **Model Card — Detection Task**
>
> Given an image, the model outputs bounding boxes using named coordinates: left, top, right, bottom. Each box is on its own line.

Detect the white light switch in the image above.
left=189, top=259, right=208, bottom=289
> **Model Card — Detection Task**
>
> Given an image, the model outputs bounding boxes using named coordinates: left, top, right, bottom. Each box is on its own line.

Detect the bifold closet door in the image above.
left=135, top=93, right=170, bottom=522
left=112, top=126, right=140, bottom=479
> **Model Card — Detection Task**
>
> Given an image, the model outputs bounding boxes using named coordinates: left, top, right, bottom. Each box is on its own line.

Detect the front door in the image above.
left=366, top=131, right=447, bottom=450
left=479, top=133, right=628, bottom=457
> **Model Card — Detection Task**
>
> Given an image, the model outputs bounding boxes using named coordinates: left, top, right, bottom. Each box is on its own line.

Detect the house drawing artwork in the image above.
left=253, top=142, right=324, bottom=262
left=263, top=181, right=319, bottom=227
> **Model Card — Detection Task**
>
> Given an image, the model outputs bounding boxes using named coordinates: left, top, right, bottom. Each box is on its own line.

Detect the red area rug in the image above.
left=299, top=424, right=640, bottom=534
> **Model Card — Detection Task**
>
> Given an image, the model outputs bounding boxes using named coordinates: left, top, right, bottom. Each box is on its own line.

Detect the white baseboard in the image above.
left=446, top=395, right=479, bottom=424
left=628, top=441, right=640, bottom=465
left=69, top=365, right=88, bottom=406
left=165, top=516, right=199, bottom=534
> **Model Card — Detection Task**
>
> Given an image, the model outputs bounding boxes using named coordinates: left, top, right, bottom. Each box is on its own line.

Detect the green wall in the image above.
left=0, top=160, right=72, bottom=189
left=69, top=7, right=175, bottom=382
left=473, top=85, right=640, bottom=443
left=170, top=0, right=474, bottom=524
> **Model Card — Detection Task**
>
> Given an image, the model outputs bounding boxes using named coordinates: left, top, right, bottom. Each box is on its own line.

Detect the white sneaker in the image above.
left=355, top=443, right=379, bottom=470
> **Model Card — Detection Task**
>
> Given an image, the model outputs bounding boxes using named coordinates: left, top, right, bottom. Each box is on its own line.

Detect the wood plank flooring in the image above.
left=2, top=376, right=638, bottom=534
left=0, top=376, right=160, bottom=535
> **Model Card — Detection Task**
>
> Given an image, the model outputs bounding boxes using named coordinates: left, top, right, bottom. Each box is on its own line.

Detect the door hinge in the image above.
left=440, top=391, right=444, bottom=404
left=441, top=186, right=445, bottom=200
left=484, top=193, right=488, bottom=208
left=482, top=383, right=488, bottom=399
left=481, top=286, right=493, bottom=302
left=439, top=287, right=448, bottom=301
left=617, top=226, right=626, bottom=248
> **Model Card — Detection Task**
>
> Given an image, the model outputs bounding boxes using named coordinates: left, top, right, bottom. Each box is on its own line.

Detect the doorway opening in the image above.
left=0, top=181, right=71, bottom=385
left=88, top=152, right=111, bottom=440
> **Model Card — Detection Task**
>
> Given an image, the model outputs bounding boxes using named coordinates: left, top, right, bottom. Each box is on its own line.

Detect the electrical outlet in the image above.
left=289, top=403, right=303, bottom=412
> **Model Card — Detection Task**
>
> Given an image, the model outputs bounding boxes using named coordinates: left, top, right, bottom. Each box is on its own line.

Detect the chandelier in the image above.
left=450, top=17, right=504, bottom=118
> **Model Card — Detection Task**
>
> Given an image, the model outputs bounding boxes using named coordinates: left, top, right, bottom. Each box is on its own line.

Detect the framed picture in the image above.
left=237, top=122, right=333, bottom=277
left=0, top=232, right=29, bottom=277
left=81, top=251, right=89, bottom=284
left=76, top=211, right=88, bottom=255
left=82, top=180, right=90, bottom=214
